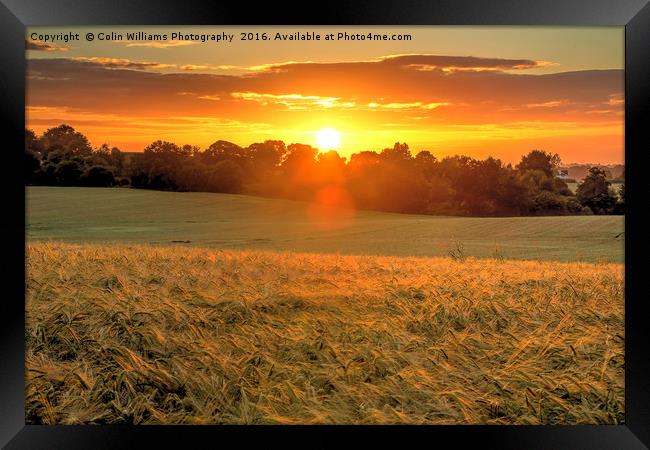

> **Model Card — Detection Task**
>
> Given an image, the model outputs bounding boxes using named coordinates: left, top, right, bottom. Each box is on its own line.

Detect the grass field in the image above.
left=27, top=187, right=624, bottom=263
left=25, top=187, right=625, bottom=424
left=26, top=242, right=624, bottom=425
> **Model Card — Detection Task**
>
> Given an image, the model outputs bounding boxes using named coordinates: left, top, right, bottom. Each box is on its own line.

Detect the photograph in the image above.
left=24, top=25, right=626, bottom=425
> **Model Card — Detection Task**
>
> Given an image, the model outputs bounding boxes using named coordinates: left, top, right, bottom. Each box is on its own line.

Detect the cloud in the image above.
left=254, top=54, right=557, bottom=74
left=367, top=101, right=450, bottom=110
left=26, top=54, right=623, bottom=130
left=524, top=100, right=570, bottom=108
left=26, top=105, right=272, bottom=139
left=606, top=94, right=624, bottom=106
left=197, top=95, right=221, bottom=101
left=180, top=64, right=210, bottom=71
left=124, top=40, right=196, bottom=48
left=69, top=57, right=176, bottom=70
left=26, top=39, right=69, bottom=52
left=57, top=58, right=243, bottom=73
left=246, top=60, right=317, bottom=72
left=377, top=54, right=557, bottom=72
left=180, top=64, right=243, bottom=72
left=231, top=92, right=355, bottom=109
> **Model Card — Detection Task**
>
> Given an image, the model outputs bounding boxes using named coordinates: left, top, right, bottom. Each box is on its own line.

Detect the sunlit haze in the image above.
left=315, top=128, right=341, bottom=150
left=26, top=26, right=624, bottom=164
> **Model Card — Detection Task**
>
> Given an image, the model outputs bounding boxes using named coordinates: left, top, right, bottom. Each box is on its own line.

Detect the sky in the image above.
left=26, top=26, right=624, bottom=164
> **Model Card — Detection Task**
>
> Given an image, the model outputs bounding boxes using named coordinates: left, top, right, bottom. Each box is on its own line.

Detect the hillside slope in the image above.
left=27, top=187, right=624, bottom=262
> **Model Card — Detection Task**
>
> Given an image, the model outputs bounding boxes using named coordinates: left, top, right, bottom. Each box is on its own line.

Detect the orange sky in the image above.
left=26, top=26, right=624, bottom=164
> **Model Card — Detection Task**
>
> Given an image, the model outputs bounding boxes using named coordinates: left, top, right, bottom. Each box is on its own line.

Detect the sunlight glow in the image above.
left=315, top=128, right=341, bottom=150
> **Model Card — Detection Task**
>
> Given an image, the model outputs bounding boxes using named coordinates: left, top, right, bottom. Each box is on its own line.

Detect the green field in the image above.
left=26, top=187, right=624, bottom=262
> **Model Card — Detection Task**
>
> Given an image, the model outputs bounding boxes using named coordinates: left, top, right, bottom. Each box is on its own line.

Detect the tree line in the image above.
left=25, top=124, right=624, bottom=216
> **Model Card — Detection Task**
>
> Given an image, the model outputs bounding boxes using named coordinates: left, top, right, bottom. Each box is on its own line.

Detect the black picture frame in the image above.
left=2, top=0, right=648, bottom=448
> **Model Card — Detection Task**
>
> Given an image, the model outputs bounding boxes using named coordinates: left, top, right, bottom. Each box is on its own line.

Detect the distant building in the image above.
left=556, top=169, right=570, bottom=180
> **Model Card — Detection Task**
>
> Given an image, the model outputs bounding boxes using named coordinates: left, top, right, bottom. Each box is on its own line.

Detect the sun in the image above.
left=315, top=128, right=341, bottom=150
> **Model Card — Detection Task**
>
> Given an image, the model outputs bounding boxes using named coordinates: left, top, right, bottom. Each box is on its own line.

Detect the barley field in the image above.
left=26, top=241, right=624, bottom=425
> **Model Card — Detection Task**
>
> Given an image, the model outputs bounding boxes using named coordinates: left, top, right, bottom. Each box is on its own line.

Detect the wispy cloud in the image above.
left=179, top=64, right=210, bottom=71
left=197, top=95, right=221, bottom=101
left=124, top=40, right=196, bottom=48
left=252, top=54, right=559, bottom=74
left=231, top=92, right=356, bottom=109
left=379, top=54, right=558, bottom=72
left=367, top=101, right=450, bottom=110
left=179, top=64, right=243, bottom=72
left=26, top=39, right=69, bottom=52
left=69, top=57, right=176, bottom=70
left=606, top=94, right=624, bottom=106
left=525, top=100, right=570, bottom=108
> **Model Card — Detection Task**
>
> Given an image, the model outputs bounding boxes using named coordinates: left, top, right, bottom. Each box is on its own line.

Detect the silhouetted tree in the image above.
left=381, top=142, right=411, bottom=163
left=205, top=160, right=245, bottom=193
left=202, top=140, right=245, bottom=164
left=54, top=160, right=83, bottom=186
left=316, top=150, right=347, bottom=185
left=248, top=140, right=286, bottom=170
left=576, top=167, right=618, bottom=214
left=614, top=183, right=625, bottom=214
left=26, top=129, right=43, bottom=156
left=27, top=123, right=621, bottom=217
left=25, top=129, right=42, bottom=184
left=279, top=143, right=319, bottom=199
left=414, top=150, right=438, bottom=179
left=497, top=173, right=533, bottom=215
left=39, top=124, right=92, bottom=157
left=80, top=166, right=116, bottom=187
left=346, top=151, right=383, bottom=209
left=517, top=150, right=561, bottom=178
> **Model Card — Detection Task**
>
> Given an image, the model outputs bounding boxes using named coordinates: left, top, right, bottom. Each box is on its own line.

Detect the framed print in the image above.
left=1, top=0, right=649, bottom=448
